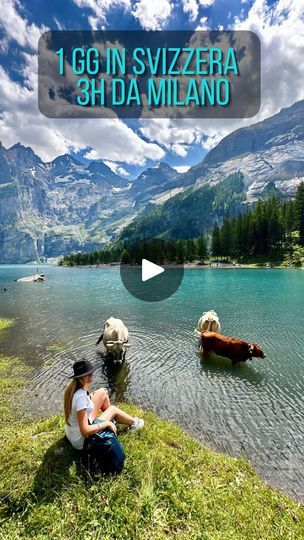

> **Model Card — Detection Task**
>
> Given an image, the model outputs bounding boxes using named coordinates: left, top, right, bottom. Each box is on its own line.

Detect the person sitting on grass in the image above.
left=64, top=359, right=144, bottom=450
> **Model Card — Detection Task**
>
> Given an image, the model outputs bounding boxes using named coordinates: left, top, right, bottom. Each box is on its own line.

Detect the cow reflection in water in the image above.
left=197, top=350, right=265, bottom=385
left=97, top=349, right=130, bottom=403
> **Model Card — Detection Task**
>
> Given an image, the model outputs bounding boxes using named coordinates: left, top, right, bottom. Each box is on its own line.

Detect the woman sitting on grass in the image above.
left=64, top=359, right=144, bottom=450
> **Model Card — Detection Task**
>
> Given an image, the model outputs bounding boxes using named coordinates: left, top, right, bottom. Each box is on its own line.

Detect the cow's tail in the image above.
left=95, top=333, right=103, bottom=346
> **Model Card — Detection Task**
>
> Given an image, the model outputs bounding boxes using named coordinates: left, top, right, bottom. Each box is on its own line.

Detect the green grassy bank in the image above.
left=0, top=318, right=15, bottom=331
left=1, top=320, right=304, bottom=539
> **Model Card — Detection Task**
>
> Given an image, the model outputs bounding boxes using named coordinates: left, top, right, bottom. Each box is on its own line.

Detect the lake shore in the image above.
left=1, top=317, right=304, bottom=538
left=57, top=262, right=297, bottom=270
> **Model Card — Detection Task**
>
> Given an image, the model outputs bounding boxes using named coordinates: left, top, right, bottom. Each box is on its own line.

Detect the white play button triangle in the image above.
left=142, top=259, right=164, bottom=282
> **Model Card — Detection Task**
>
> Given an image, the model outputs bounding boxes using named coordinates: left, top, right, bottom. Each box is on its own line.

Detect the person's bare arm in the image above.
left=77, top=409, right=117, bottom=436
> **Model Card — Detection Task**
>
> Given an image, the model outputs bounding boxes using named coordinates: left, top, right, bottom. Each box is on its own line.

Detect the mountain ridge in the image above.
left=116, top=100, right=304, bottom=243
left=0, top=100, right=304, bottom=262
left=0, top=146, right=181, bottom=262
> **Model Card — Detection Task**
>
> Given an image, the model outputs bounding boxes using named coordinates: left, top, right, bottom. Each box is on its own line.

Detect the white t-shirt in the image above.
left=65, top=388, right=95, bottom=450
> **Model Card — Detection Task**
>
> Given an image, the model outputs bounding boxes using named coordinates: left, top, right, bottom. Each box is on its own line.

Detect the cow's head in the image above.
left=199, top=311, right=221, bottom=334
left=248, top=343, right=266, bottom=359
left=106, top=340, right=131, bottom=363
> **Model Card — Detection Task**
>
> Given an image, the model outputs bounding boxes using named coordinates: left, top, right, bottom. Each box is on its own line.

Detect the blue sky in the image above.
left=21, top=0, right=257, bottom=31
left=0, top=0, right=303, bottom=179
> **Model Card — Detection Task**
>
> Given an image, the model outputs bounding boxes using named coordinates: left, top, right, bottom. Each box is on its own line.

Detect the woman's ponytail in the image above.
left=64, top=377, right=85, bottom=423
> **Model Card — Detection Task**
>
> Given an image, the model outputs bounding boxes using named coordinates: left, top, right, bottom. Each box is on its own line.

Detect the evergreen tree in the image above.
left=294, top=181, right=304, bottom=246
left=186, top=239, right=197, bottom=262
left=176, top=240, right=187, bottom=263
left=282, top=201, right=293, bottom=241
left=212, top=223, right=222, bottom=258
left=197, top=235, right=208, bottom=260
left=220, top=216, right=232, bottom=256
left=267, top=196, right=283, bottom=253
left=121, top=249, right=131, bottom=264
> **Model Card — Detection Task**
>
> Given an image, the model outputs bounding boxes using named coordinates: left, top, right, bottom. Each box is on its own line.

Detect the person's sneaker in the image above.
left=129, top=417, right=144, bottom=431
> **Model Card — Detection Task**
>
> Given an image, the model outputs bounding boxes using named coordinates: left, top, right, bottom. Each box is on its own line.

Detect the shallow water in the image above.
left=0, top=264, right=304, bottom=501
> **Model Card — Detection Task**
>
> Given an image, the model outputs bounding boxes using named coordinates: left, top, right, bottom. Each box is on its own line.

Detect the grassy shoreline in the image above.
left=1, top=319, right=304, bottom=539
left=0, top=318, right=15, bottom=331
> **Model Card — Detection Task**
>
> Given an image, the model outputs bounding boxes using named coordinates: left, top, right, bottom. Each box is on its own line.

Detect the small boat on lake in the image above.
left=16, top=274, right=46, bottom=283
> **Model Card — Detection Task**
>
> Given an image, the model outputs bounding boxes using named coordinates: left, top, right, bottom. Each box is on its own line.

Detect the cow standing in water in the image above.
left=96, top=317, right=131, bottom=363
left=195, top=310, right=221, bottom=335
left=199, top=331, right=266, bottom=366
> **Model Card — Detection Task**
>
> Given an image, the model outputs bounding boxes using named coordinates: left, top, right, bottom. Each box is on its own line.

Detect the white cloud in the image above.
left=171, top=143, right=188, bottom=157
left=234, top=0, right=304, bottom=117
left=73, top=0, right=215, bottom=29
left=73, top=120, right=165, bottom=165
left=139, top=118, right=201, bottom=156
left=131, top=0, right=173, bottom=30
left=182, top=0, right=199, bottom=22
left=21, top=52, right=38, bottom=90
left=53, top=17, right=65, bottom=31
left=73, top=0, right=131, bottom=28
left=0, top=1, right=166, bottom=166
left=139, top=0, right=304, bottom=157
left=73, top=0, right=214, bottom=29
left=173, top=165, right=191, bottom=173
left=88, top=15, right=101, bottom=30
left=201, top=131, right=227, bottom=151
left=0, top=58, right=165, bottom=164
left=195, top=16, right=209, bottom=30
left=72, top=0, right=173, bottom=30
left=0, top=0, right=47, bottom=50
left=103, top=161, right=130, bottom=176
left=198, top=0, right=215, bottom=6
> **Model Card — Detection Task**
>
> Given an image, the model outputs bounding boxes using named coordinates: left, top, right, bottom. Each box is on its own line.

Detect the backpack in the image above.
left=82, top=428, right=125, bottom=478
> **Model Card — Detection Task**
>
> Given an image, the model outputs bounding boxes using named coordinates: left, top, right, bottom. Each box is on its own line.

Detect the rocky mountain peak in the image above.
left=50, top=154, right=82, bottom=167
left=7, top=142, right=42, bottom=166
left=88, top=160, right=129, bottom=188
left=136, top=162, right=177, bottom=181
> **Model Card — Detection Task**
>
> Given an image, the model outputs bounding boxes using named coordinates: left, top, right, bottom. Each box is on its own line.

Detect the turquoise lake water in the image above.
left=0, top=265, right=304, bottom=501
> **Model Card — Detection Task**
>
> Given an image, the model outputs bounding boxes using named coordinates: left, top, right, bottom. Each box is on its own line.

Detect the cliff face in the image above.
left=0, top=146, right=181, bottom=262
left=179, top=100, right=304, bottom=198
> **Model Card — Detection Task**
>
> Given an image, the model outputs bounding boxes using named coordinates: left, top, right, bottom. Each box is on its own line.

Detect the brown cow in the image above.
left=200, top=331, right=266, bottom=366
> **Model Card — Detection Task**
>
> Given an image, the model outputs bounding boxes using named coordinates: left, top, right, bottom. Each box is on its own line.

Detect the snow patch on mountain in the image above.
left=151, top=187, right=185, bottom=205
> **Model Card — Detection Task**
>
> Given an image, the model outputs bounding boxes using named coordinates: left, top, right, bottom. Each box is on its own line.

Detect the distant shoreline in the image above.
left=57, top=262, right=298, bottom=270
left=0, top=262, right=301, bottom=270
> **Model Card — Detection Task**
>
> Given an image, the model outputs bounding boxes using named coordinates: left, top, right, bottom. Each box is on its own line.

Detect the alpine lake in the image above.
left=0, top=264, right=304, bottom=502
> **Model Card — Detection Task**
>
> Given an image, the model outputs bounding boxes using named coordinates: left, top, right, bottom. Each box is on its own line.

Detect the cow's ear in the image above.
left=248, top=344, right=254, bottom=354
